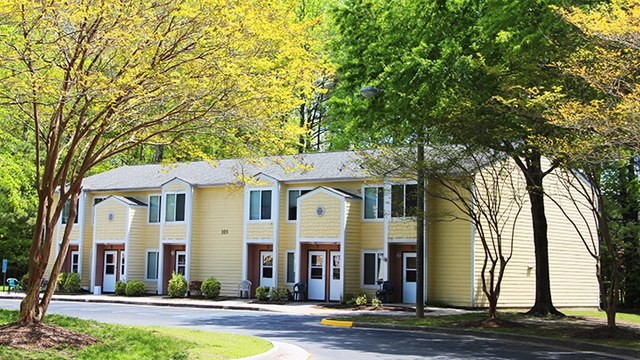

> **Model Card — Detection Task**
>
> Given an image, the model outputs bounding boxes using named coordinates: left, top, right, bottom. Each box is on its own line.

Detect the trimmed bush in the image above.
left=168, top=272, right=187, bottom=298
left=125, top=280, right=146, bottom=296
left=269, top=287, right=289, bottom=303
left=63, top=272, right=81, bottom=293
left=115, top=281, right=127, bottom=296
left=200, top=277, right=221, bottom=299
left=255, top=286, right=269, bottom=301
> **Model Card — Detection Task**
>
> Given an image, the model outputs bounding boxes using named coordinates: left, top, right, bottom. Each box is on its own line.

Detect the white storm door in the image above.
left=330, top=251, right=342, bottom=301
left=308, top=251, right=326, bottom=301
left=403, top=253, right=417, bottom=304
left=103, top=250, right=117, bottom=292
left=260, top=251, right=274, bottom=288
left=175, top=251, right=186, bottom=276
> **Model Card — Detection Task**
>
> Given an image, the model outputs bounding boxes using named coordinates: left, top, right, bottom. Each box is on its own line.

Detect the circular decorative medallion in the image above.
left=316, top=206, right=325, bottom=217
left=108, top=213, right=114, bottom=222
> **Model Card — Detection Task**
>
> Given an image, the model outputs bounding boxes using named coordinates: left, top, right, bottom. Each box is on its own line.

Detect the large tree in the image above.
left=328, top=0, right=595, bottom=316
left=0, top=0, right=321, bottom=326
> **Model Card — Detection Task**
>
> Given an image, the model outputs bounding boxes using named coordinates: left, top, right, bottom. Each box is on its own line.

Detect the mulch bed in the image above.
left=317, top=303, right=416, bottom=312
left=0, top=322, right=99, bottom=350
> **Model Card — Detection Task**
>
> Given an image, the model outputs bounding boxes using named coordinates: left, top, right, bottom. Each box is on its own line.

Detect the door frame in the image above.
left=259, top=250, right=274, bottom=288
left=403, top=252, right=417, bottom=304
left=329, top=251, right=342, bottom=301
left=103, top=250, right=118, bottom=293
left=308, top=250, right=326, bottom=301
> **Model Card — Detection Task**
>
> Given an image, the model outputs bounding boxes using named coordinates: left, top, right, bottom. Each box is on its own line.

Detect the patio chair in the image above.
left=293, top=281, right=306, bottom=301
left=6, top=278, right=19, bottom=293
left=238, top=280, right=252, bottom=299
left=375, top=281, right=394, bottom=303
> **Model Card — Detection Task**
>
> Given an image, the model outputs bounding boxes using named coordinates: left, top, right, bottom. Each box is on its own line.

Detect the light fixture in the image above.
left=360, top=86, right=384, bottom=98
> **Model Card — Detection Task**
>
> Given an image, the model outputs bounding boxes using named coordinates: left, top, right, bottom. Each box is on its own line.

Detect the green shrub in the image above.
left=255, top=286, right=269, bottom=301
left=115, top=281, right=127, bottom=296
left=125, top=280, right=146, bottom=296
left=269, top=287, right=289, bottom=303
left=168, top=272, right=187, bottom=298
left=200, top=277, right=221, bottom=299
left=371, top=297, right=382, bottom=308
left=353, top=294, right=368, bottom=306
left=57, top=272, right=68, bottom=292
left=63, top=272, right=81, bottom=293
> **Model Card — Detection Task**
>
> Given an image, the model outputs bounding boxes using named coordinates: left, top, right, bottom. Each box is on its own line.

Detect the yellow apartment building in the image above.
left=50, top=151, right=599, bottom=307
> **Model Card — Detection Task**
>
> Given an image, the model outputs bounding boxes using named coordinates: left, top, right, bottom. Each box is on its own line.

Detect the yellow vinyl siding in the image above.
left=360, top=222, right=384, bottom=249
left=247, top=222, right=273, bottom=240
left=344, top=200, right=362, bottom=296
left=162, top=223, right=187, bottom=240
left=389, top=220, right=416, bottom=240
left=428, top=184, right=473, bottom=307
left=164, top=181, right=189, bottom=192
left=299, top=192, right=342, bottom=239
left=125, top=208, right=157, bottom=291
left=94, top=202, right=128, bottom=241
left=191, top=187, right=244, bottom=297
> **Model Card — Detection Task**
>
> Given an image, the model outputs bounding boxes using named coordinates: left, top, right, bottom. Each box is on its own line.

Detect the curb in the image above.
left=320, top=319, right=353, bottom=327
left=348, top=321, right=640, bottom=359
left=0, top=294, right=274, bottom=312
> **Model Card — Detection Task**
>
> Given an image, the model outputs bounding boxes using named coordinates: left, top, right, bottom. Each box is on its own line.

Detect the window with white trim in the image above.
left=363, top=251, right=384, bottom=286
left=288, top=189, right=311, bottom=220
left=165, top=193, right=186, bottom=222
left=364, top=186, right=384, bottom=219
left=249, top=190, right=272, bottom=220
left=70, top=251, right=79, bottom=273
left=148, top=195, right=161, bottom=223
left=61, top=199, right=79, bottom=224
left=120, top=251, right=126, bottom=279
left=286, top=251, right=295, bottom=283
left=391, top=184, right=418, bottom=218
left=146, top=251, right=159, bottom=280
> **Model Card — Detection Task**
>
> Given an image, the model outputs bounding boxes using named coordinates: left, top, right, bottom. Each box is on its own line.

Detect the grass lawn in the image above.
left=0, top=309, right=271, bottom=359
left=333, top=309, right=640, bottom=350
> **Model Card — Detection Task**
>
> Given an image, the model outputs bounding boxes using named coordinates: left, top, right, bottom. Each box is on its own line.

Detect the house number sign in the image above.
left=221, top=229, right=229, bottom=235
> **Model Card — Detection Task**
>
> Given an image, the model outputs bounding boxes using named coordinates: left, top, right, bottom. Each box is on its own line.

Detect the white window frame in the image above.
left=362, top=250, right=384, bottom=289
left=164, top=192, right=186, bottom=223
left=285, top=251, right=295, bottom=284
left=120, top=251, right=126, bottom=280
left=148, top=194, right=162, bottom=224
left=70, top=250, right=79, bottom=273
left=145, top=250, right=159, bottom=281
left=287, top=188, right=312, bottom=222
left=391, top=183, right=418, bottom=219
left=249, top=189, right=272, bottom=221
left=363, top=185, right=384, bottom=220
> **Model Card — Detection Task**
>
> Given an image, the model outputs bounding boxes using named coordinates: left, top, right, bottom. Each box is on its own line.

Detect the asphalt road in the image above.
left=0, top=299, right=630, bottom=359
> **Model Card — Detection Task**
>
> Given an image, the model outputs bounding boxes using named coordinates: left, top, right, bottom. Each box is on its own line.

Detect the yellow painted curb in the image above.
left=320, top=319, right=353, bottom=327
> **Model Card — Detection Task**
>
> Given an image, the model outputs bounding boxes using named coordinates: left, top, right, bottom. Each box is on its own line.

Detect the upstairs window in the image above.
left=165, top=193, right=185, bottom=222
left=364, top=186, right=384, bottom=219
left=288, top=189, right=311, bottom=220
left=391, top=184, right=418, bottom=218
left=149, top=195, right=161, bottom=223
left=250, top=190, right=272, bottom=220
left=61, top=199, right=79, bottom=224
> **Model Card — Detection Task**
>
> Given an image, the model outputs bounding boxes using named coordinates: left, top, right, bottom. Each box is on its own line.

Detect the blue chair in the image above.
left=7, top=278, right=19, bottom=293
left=293, top=281, right=306, bottom=301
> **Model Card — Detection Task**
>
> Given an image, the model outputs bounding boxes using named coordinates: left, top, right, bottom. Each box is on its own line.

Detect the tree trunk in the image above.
left=515, top=153, right=562, bottom=316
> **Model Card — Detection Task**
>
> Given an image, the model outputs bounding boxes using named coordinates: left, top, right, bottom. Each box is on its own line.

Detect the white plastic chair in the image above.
left=238, top=280, right=252, bottom=299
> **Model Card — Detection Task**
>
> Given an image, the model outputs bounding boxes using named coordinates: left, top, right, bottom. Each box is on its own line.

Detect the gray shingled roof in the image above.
left=81, top=151, right=369, bottom=191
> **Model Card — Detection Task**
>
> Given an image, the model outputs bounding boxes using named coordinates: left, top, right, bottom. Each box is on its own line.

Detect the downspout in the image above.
left=185, top=184, right=194, bottom=282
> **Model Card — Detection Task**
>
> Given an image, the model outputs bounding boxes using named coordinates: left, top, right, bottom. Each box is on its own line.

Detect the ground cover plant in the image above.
left=332, top=310, right=640, bottom=349
left=0, top=309, right=271, bottom=359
